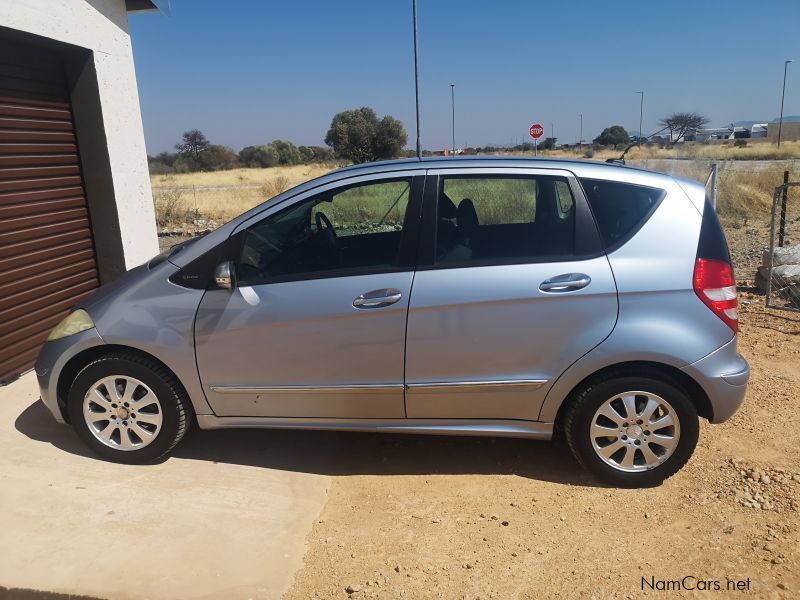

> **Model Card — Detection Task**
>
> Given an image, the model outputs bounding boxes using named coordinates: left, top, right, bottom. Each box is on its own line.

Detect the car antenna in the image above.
left=606, top=125, right=671, bottom=165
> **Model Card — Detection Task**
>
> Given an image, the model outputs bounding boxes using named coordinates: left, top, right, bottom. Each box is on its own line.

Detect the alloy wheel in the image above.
left=82, top=375, right=163, bottom=451
left=589, top=391, right=681, bottom=472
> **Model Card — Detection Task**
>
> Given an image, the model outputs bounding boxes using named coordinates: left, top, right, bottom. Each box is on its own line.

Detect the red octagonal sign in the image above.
left=529, top=123, right=544, bottom=139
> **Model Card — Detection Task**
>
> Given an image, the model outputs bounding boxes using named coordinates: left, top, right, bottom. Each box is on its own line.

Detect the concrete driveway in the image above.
left=0, top=373, right=329, bottom=600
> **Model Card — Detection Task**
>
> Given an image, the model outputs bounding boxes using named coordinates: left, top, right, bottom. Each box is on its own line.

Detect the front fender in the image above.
left=35, top=327, right=106, bottom=423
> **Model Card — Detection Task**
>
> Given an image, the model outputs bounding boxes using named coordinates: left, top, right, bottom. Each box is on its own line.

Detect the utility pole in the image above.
left=578, top=113, right=583, bottom=153
left=778, top=60, right=793, bottom=148
left=412, top=0, right=421, bottom=158
left=450, top=84, right=455, bottom=156
left=636, top=91, right=644, bottom=147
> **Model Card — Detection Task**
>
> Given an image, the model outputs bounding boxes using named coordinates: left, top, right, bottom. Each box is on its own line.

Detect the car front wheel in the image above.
left=564, top=373, right=699, bottom=487
left=67, top=352, right=191, bottom=464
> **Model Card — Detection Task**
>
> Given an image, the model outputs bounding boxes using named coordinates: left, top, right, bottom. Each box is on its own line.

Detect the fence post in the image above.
left=710, top=163, right=718, bottom=210
left=778, top=170, right=789, bottom=247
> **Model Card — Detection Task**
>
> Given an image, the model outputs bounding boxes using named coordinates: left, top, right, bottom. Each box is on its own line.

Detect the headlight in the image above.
left=47, top=309, right=94, bottom=341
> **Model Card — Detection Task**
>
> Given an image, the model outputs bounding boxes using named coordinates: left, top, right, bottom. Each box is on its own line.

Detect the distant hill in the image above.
left=765, top=115, right=800, bottom=123
left=726, top=116, right=800, bottom=128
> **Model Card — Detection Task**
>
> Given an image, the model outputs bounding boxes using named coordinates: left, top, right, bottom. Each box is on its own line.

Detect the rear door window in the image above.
left=435, top=175, right=576, bottom=266
left=580, top=179, right=665, bottom=250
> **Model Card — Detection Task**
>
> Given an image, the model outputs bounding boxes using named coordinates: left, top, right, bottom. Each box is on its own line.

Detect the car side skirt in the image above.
left=195, top=415, right=554, bottom=439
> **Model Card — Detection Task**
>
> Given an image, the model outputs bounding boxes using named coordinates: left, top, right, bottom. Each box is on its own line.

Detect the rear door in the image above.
left=404, top=168, right=617, bottom=420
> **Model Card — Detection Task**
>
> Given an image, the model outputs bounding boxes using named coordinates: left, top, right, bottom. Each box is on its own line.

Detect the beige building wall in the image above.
left=767, top=121, right=800, bottom=143
left=0, top=0, right=158, bottom=272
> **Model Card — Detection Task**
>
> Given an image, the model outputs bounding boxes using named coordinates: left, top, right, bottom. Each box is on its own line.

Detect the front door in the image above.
left=405, top=168, right=617, bottom=421
left=195, top=174, right=423, bottom=418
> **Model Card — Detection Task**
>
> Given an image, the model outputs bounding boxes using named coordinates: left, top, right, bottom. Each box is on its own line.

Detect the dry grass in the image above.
left=717, top=167, right=790, bottom=220
left=529, top=140, right=800, bottom=161
left=151, top=164, right=336, bottom=225
left=152, top=176, right=198, bottom=227
left=151, top=155, right=798, bottom=230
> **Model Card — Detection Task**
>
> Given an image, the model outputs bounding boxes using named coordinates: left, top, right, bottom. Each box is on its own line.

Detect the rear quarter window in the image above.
left=579, top=178, right=665, bottom=251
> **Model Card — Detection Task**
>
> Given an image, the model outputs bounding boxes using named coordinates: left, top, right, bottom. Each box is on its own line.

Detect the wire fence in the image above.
left=764, top=180, right=800, bottom=312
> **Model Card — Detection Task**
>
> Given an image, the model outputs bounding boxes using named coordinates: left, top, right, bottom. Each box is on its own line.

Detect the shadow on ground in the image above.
left=0, top=586, right=102, bottom=600
left=15, top=399, right=601, bottom=487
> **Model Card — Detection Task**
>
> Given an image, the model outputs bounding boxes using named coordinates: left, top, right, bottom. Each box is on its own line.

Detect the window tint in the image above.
left=239, top=179, right=411, bottom=283
left=554, top=180, right=574, bottom=218
left=436, top=175, right=576, bottom=265
left=580, top=178, right=665, bottom=249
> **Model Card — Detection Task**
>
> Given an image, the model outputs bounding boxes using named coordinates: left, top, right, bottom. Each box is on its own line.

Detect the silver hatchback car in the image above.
left=35, top=157, right=749, bottom=486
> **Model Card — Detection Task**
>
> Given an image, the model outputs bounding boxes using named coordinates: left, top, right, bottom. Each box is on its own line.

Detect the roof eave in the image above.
left=126, top=0, right=167, bottom=14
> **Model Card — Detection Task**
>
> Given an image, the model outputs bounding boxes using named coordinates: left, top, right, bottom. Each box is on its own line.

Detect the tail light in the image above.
left=693, top=258, right=738, bottom=332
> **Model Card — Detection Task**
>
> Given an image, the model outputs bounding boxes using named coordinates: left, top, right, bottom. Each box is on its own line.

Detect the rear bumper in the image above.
left=34, top=327, right=105, bottom=423
left=681, top=336, right=749, bottom=423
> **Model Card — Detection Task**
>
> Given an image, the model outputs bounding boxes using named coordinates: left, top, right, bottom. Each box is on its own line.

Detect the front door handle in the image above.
left=539, top=273, right=592, bottom=293
left=353, top=288, right=403, bottom=309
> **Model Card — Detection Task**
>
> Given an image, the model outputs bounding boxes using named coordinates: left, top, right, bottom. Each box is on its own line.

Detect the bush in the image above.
left=260, top=175, right=290, bottom=198
left=271, top=140, right=302, bottom=165
left=239, top=144, right=279, bottom=168
left=153, top=177, right=195, bottom=226
left=734, top=139, right=748, bottom=148
left=594, top=125, right=629, bottom=149
left=325, top=107, right=408, bottom=163
left=148, top=160, right=173, bottom=175
left=174, top=145, right=239, bottom=172
left=199, top=145, right=239, bottom=171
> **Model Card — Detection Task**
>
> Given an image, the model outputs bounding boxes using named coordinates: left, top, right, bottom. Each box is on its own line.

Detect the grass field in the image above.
left=531, top=140, right=800, bottom=162
left=151, top=152, right=799, bottom=230
left=151, top=163, right=337, bottom=225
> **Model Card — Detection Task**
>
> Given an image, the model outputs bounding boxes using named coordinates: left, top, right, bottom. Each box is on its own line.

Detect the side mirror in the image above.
left=214, top=261, right=236, bottom=289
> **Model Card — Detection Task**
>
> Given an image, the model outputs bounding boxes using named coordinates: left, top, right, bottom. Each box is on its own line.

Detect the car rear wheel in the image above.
left=564, top=373, right=699, bottom=487
left=68, top=352, right=191, bottom=464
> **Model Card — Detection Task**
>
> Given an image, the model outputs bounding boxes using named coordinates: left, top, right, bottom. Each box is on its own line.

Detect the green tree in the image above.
left=239, top=144, right=278, bottom=168
left=175, top=144, right=238, bottom=172
left=298, top=145, right=315, bottom=163
left=659, top=112, right=709, bottom=144
left=594, top=126, right=629, bottom=149
left=325, top=107, right=408, bottom=163
left=175, top=129, right=210, bottom=157
left=197, top=145, right=239, bottom=171
left=539, top=137, right=556, bottom=150
left=270, top=139, right=302, bottom=165
left=307, top=145, right=333, bottom=161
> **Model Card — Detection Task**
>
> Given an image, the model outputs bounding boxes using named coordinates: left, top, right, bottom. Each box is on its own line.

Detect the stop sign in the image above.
left=529, top=123, right=544, bottom=139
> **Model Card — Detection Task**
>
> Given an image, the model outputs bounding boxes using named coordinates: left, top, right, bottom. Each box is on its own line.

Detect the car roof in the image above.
left=331, top=155, right=667, bottom=179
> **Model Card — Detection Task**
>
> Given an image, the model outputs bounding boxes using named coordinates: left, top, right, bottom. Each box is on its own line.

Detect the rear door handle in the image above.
left=539, top=273, right=592, bottom=293
left=353, top=288, right=403, bottom=309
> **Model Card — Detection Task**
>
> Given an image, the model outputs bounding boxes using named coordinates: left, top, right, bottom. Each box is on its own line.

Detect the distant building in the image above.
left=692, top=127, right=734, bottom=142
left=767, top=121, right=800, bottom=142
left=690, top=123, right=767, bottom=142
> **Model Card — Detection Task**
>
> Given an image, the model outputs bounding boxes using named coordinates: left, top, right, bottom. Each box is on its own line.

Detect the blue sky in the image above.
left=129, top=1, right=800, bottom=154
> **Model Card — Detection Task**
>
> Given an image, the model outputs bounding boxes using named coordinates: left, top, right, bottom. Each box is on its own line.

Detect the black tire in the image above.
left=563, top=372, right=699, bottom=488
left=67, top=351, right=192, bottom=464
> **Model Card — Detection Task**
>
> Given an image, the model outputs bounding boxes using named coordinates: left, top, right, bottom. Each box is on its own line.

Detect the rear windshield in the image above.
left=579, top=179, right=665, bottom=250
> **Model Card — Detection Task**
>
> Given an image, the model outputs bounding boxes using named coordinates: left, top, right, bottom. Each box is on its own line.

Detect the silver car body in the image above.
left=35, top=157, right=749, bottom=437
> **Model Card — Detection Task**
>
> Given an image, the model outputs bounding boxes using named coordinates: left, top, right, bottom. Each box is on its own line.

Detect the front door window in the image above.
left=239, top=178, right=412, bottom=284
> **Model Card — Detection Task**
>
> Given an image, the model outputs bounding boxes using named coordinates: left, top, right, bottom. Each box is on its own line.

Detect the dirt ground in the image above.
left=284, top=224, right=800, bottom=599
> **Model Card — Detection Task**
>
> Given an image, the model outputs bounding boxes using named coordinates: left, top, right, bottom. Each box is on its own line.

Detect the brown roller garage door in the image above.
left=0, top=38, right=99, bottom=384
